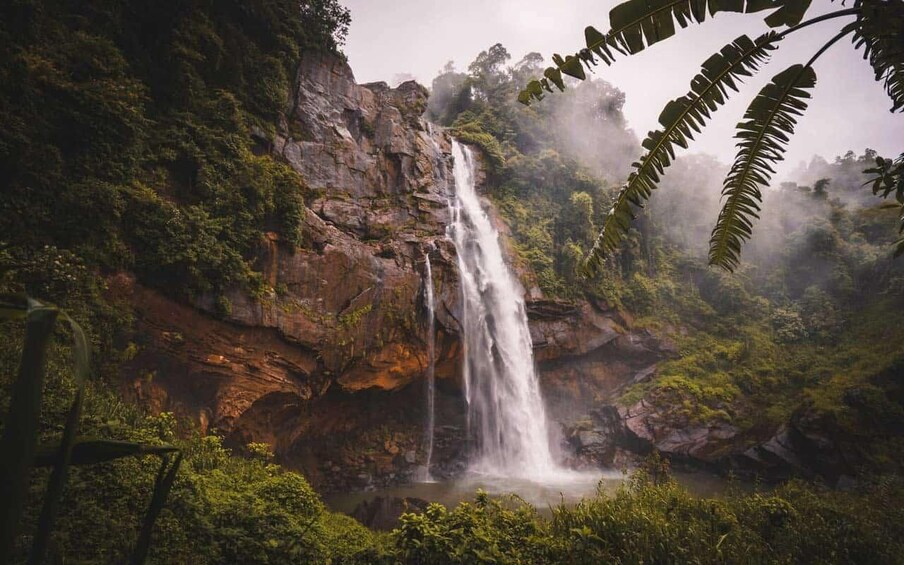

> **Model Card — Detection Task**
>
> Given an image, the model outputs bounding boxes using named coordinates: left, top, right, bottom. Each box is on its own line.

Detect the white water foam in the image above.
left=447, top=140, right=562, bottom=480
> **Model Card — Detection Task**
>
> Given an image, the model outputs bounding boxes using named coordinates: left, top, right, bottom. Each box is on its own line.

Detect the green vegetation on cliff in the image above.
left=0, top=333, right=373, bottom=562
left=0, top=0, right=350, bottom=300
left=2, top=340, right=901, bottom=563
left=0, top=1, right=369, bottom=562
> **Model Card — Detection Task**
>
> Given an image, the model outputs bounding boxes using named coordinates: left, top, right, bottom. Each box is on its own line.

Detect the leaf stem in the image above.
left=776, top=7, right=861, bottom=40
left=803, top=25, right=857, bottom=68
left=554, top=6, right=860, bottom=84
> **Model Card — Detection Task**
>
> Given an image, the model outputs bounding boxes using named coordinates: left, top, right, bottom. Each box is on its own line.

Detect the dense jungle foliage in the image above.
left=0, top=0, right=351, bottom=302
left=1, top=0, right=902, bottom=562
left=0, top=0, right=368, bottom=561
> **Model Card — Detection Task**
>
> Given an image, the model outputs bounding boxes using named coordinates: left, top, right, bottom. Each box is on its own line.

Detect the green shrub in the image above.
left=450, top=121, right=506, bottom=171
left=389, top=472, right=904, bottom=564
left=394, top=492, right=547, bottom=564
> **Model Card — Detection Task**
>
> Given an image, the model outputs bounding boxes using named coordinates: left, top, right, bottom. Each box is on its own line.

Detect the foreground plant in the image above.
left=0, top=295, right=180, bottom=564
left=520, top=0, right=904, bottom=272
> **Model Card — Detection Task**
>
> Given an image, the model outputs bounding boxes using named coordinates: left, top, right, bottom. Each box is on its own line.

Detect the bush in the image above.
left=389, top=472, right=904, bottom=564
left=772, top=306, right=808, bottom=343
left=394, top=492, right=547, bottom=564
left=0, top=327, right=354, bottom=564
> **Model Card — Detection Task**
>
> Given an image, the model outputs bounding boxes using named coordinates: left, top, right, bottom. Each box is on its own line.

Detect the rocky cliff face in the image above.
left=119, top=52, right=676, bottom=491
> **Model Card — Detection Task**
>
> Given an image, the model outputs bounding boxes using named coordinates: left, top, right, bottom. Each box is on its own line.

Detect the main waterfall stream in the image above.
left=446, top=140, right=559, bottom=479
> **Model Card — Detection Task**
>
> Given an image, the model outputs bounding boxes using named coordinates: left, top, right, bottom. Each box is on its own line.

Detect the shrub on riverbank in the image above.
left=384, top=471, right=904, bottom=564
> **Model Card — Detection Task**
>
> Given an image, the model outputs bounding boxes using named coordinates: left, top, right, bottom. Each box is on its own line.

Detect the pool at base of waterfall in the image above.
left=324, top=468, right=747, bottom=518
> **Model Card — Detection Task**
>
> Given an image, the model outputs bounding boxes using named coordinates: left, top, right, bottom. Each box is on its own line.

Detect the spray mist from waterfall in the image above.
left=447, top=140, right=560, bottom=479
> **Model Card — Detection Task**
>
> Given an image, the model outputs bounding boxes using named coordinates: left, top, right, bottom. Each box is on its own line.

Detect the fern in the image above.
left=581, top=33, right=779, bottom=275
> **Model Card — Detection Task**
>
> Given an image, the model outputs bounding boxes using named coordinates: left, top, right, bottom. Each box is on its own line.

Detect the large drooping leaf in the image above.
left=30, top=312, right=91, bottom=564
left=518, top=0, right=796, bottom=104
left=0, top=299, right=182, bottom=563
left=33, top=439, right=179, bottom=467
left=580, top=33, right=780, bottom=276
left=853, top=0, right=904, bottom=113
left=0, top=302, right=59, bottom=564
left=708, top=63, right=817, bottom=270
left=0, top=293, right=29, bottom=320
left=132, top=453, right=183, bottom=565
left=764, top=0, right=812, bottom=28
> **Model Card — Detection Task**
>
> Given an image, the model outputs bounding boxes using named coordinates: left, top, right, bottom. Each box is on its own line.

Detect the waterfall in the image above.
left=447, top=140, right=559, bottom=478
left=422, top=252, right=436, bottom=482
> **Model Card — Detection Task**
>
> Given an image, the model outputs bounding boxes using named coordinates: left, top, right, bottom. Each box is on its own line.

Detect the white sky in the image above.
left=340, top=0, right=903, bottom=179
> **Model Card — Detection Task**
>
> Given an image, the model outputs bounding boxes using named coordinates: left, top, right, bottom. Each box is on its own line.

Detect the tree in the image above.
left=469, top=43, right=512, bottom=101
left=813, top=177, right=831, bottom=199
left=426, top=62, right=471, bottom=124
left=519, top=0, right=904, bottom=273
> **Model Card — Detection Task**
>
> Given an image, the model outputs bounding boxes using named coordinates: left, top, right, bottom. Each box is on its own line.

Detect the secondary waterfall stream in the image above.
left=422, top=252, right=436, bottom=482
left=447, top=140, right=559, bottom=478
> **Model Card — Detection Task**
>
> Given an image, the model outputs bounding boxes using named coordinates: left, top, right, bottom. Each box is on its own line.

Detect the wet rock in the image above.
left=565, top=406, right=629, bottom=467
left=735, top=425, right=808, bottom=481
left=630, top=365, right=657, bottom=386
left=729, top=404, right=859, bottom=484
left=618, top=400, right=741, bottom=463
left=537, top=306, right=679, bottom=423
left=656, top=423, right=740, bottom=459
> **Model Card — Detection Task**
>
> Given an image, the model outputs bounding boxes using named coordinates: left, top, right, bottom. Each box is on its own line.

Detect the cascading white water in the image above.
left=421, top=252, right=437, bottom=482
left=447, top=140, right=559, bottom=478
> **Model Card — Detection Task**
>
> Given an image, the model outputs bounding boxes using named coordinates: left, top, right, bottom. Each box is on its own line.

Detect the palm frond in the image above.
left=764, top=0, right=812, bottom=28
left=33, top=439, right=179, bottom=467
left=132, top=454, right=183, bottom=565
left=853, top=0, right=904, bottom=112
left=517, top=0, right=802, bottom=104
left=708, top=64, right=817, bottom=270
left=579, top=33, right=779, bottom=276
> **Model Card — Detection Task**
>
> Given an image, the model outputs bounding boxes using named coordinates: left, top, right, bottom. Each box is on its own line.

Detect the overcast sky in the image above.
left=340, top=0, right=902, bottom=179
